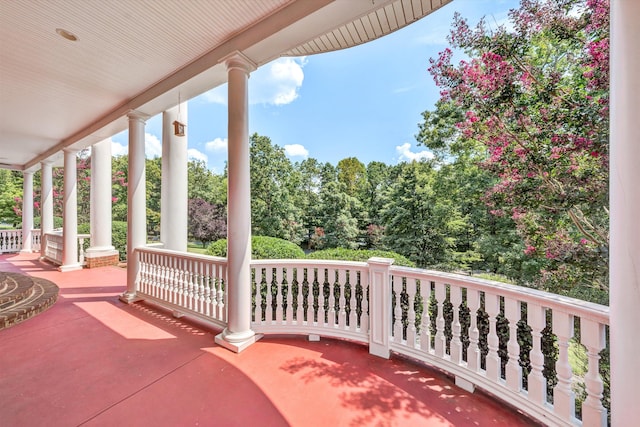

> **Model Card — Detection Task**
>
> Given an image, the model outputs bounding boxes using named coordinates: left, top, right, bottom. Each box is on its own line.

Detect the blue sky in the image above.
left=111, top=0, right=519, bottom=174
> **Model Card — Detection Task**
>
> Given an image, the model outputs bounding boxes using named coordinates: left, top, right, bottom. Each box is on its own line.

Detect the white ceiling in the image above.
left=0, top=0, right=451, bottom=171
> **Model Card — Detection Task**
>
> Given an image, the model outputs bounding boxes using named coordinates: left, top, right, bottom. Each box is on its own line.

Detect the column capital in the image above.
left=127, top=110, right=149, bottom=122
left=63, top=147, right=80, bottom=155
left=222, top=51, right=257, bottom=74
left=40, top=159, right=55, bottom=166
left=22, top=170, right=34, bottom=177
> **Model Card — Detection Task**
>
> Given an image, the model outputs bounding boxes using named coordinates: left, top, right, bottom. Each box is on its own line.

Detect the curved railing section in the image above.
left=386, top=266, right=609, bottom=427
left=133, top=249, right=609, bottom=427
left=250, top=259, right=370, bottom=343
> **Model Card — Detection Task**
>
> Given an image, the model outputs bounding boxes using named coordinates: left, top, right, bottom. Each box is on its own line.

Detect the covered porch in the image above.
left=1, top=1, right=638, bottom=426
left=0, top=252, right=535, bottom=426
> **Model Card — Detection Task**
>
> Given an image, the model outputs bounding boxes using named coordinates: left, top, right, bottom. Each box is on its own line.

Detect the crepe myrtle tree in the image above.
left=428, top=0, right=609, bottom=297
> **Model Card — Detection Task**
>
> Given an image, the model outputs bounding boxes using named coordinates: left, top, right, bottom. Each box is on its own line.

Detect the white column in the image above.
left=40, top=160, right=54, bottom=258
left=120, top=111, right=148, bottom=303
left=610, top=1, right=640, bottom=425
left=86, top=139, right=117, bottom=257
left=161, top=102, right=188, bottom=252
left=20, top=171, right=34, bottom=253
left=60, top=148, right=81, bottom=271
left=215, top=52, right=260, bottom=352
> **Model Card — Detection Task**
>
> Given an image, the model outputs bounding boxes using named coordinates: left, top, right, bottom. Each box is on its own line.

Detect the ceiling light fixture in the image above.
left=56, top=28, right=78, bottom=41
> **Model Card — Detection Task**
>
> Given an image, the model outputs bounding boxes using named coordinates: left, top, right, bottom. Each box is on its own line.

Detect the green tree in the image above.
left=428, top=0, right=610, bottom=298
left=381, top=161, right=465, bottom=269
left=0, top=170, right=22, bottom=226
left=250, top=134, right=304, bottom=243
left=317, top=181, right=363, bottom=249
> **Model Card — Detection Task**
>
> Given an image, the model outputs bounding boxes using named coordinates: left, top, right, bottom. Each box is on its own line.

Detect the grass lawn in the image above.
left=187, top=242, right=208, bottom=255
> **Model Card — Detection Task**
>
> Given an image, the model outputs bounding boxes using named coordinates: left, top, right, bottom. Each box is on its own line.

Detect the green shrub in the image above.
left=207, top=235, right=305, bottom=259
left=306, top=248, right=416, bottom=267
left=77, top=221, right=127, bottom=261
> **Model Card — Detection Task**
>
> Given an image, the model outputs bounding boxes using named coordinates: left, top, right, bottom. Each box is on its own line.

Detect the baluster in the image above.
left=196, top=261, right=205, bottom=314
left=466, top=288, right=481, bottom=372
left=205, top=262, right=213, bottom=317
left=419, top=281, right=431, bottom=353
left=217, top=264, right=226, bottom=321
left=158, top=255, right=166, bottom=300
left=450, top=285, right=463, bottom=364
left=187, top=259, right=195, bottom=310
left=348, top=270, right=357, bottom=330
left=296, top=268, right=304, bottom=324
left=182, top=258, right=190, bottom=308
left=485, top=292, right=501, bottom=382
left=392, top=276, right=403, bottom=343
left=183, top=258, right=191, bottom=310
left=276, top=267, right=284, bottom=324
left=527, top=303, right=547, bottom=405
left=504, top=297, right=522, bottom=391
left=254, top=267, right=263, bottom=324
left=581, top=319, right=607, bottom=427
left=328, top=268, right=336, bottom=327
left=266, top=267, right=274, bottom=323
left=406, top=278, right=417, bottom=348
left=306, top=269, right=315, bottom=325
left=317, top=269, right=326, bottom=326
left=173, top=257, right=181, bottom=306
left=285, top=267, right=294, bottom=325
left=359, top=271, right=369, bottom=333
left=434, top=282, right=447, bottom=357
left=553, top=311, right=575, bottom=423
left=338, top=269, right=347, bottom=329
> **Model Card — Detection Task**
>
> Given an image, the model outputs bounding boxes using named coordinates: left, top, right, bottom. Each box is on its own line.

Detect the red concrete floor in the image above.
left=1, top=253, right=539, bottom=427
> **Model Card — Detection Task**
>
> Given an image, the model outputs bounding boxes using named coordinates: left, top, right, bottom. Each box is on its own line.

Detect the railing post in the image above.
left=368, top=257, right=394, bottom=359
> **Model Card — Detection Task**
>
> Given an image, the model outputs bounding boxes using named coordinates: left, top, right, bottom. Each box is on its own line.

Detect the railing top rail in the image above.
left=250, top=258, right=368, bottom=270
left=390, top=265, right=609, bottom=325
left=136, top=246, right=227, bottom=264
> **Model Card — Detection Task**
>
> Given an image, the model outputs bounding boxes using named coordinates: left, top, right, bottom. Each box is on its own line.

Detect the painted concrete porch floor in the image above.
left=0, top=253, right=538, bottom=427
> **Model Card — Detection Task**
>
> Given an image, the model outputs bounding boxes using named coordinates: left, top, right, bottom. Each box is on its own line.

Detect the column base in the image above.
left=19, top=249, right=33, bottom=254
left=85, top=249, right=119, bottom=268
left=59, top=263, right=82, bottom=272
left=215, top=329, right=263, bottom=353
left=119, top=292, right=143, bottom=304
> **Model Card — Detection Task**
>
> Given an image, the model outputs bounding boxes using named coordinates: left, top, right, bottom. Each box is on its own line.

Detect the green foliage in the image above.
left=0, top=169, right=22, bottom=226
left=306, top=248, right=415, bottom=267
left=77, top=221, right=127, bottom=261
left=317, top=181, right=363, bottom=250
left=381, top=161, right=466, bottom=269
left=207, top=235, right=305, bottom=259
left=428, top=0, right=610, bottom=295
left=250, top=134, right=305, bottom=244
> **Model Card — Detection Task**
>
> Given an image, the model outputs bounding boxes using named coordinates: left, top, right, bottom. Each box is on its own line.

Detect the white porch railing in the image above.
left=251, top=259, right=370, bottom=342
left=31, top=229, right=41, bottom=252
left=136, top=247, right=228, bottom=328
left=42, top=231, right=90, bottom=266
left=0, top=228, right=41, bottom=253
left=0, top=229, right=23, bottom=253
left=133, top=248, right=610, bottom=427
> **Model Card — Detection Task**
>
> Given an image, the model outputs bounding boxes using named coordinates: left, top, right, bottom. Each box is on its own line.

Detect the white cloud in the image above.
left=200, top=57, right=307, bottom=106
left=396, top=143, right=434, bottom=162
left=187, top=148, right=208, bottom=164
left=205, top=137, right=228, bottom=152
left=111, top=139, right=127, bottom=157
left=145, top=133, right=162, bottom=159
left=284, top=144, right=309, bottom=159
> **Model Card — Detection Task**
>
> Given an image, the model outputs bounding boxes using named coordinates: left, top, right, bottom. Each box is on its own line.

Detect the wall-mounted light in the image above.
left=56, top=28, right=78, bottom=41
